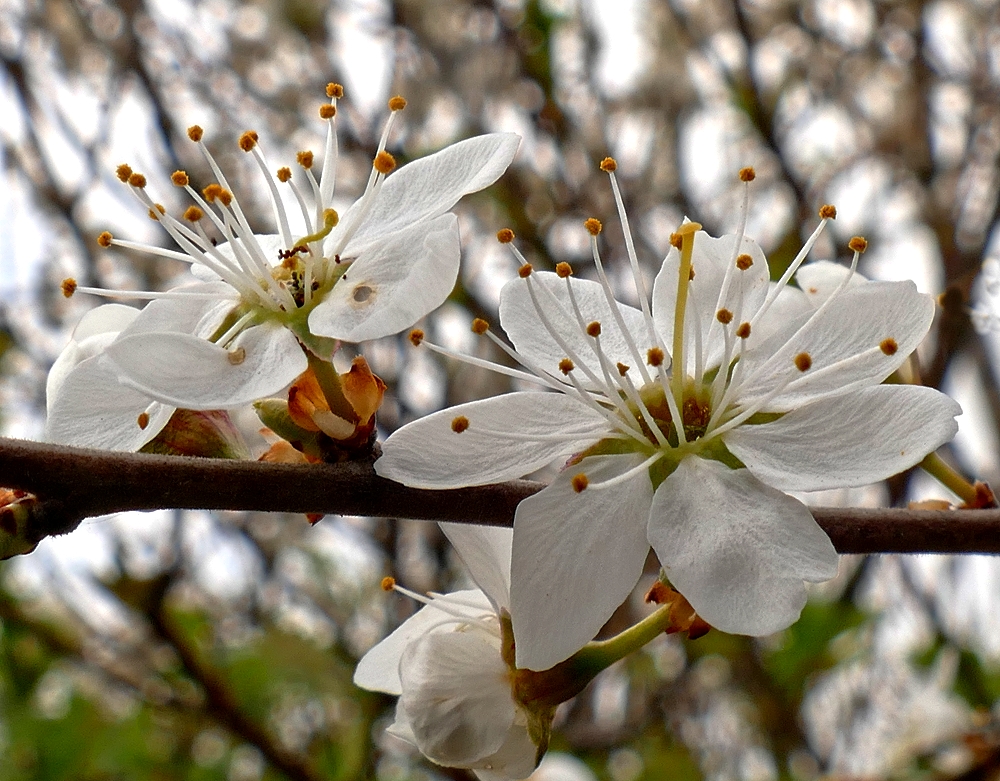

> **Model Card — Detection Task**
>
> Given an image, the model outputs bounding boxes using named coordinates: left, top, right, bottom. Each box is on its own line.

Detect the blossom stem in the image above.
left=920, top=451, right=978, bottom=504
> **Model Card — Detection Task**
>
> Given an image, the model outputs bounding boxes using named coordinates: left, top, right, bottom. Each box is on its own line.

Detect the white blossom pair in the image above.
left=47, top=87, right=519, bottom=450
left=376, top=163, right=962, bottom=671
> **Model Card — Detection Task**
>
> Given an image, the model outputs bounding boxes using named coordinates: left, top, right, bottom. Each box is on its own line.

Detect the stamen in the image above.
left=97, top=231, right=113, bottom=248
left=137, top=412, right=149, bottom=430
left=497, top=228, right=515, bottom=243
left=671, top=222, right=702, bottom=406
left=228, top=347, right=247, bottom=365
left=326, top=83, right=344, bottom=99
left=572, top=474, right=589, bottom=492
left=409, top=329, right=424, bottom=346
left=584, top=450, right=666, bottom=491
left=319, top=104, right=336, bottom=120
left=381, top=576, right=395, bottom=591
left=388, top=95, right=407, bottom=111
left=794, top=352, right=812, bottom=372
left=880, top=338, right=898, bottom=355
left=451, top=416, right=470, bottom=433
left=61, top=278, right=77, bottom=298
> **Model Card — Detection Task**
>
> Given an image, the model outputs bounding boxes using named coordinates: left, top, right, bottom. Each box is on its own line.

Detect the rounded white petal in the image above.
left=440, top=523, right=513, bottom=612
left=648, top=457, right=838, bottom=636
left=46, top=304, right=140, bottom=411
left=652, top=231, right=770, bottom=373
left=375, top=392, right=607, bottom=489
left=498, top=273, right=651, bottom=388
left=737, top=280, right=934, bottom=410
left=309, top=214, right=460, bottom=342
left=337, top=133, right=520, bottom=251
left=794, top=260, right=867, bottom=306
left=397, top=630, right=515, bottom=767
left=354, top=589, right=493, bottom=695
left=470, top=722, right=539, bottom=780
left=749, top=283, right=812, bottom=348
left=510, top=454, right=652, bottom=671
left=120, top=281, right=236, bottom=339
left=106, top=321, right=307, bottom=409
left=725, top=384, right=962, bottom=491
left=45, top=355, right=174, bottom=451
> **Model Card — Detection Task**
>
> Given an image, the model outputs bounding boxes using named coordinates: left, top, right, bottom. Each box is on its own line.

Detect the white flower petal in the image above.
left=794, top=260, right=867, bottom=306
left=749, top=283, right=812, bottom=348
left=648, top=457, right=838, bottom=636
left=353, top=589, right=493, bottom=695
left=725, top=384, right=962, bottom=491
left=120, top=281, right=236, bottom=339
left=652, top=231, right=769, bottom=372
left=339, top=133, right=520, bottom=251
left=737, top=280, right=934, bottom=410
left=46, top=304, right=140, bottom=410
left=45, top=355, right=174, bottom=451
left=440, top=523, right=512, bottom=612
left=398, top=630, right=514, bottom=767
left=309, top=214, right=460, bottom=342
left=471, top=723, right=539, bottom=780
left=499, top=273, right=651, bottom=387
left=106, top=321, right=307, bottom=409
left=375, top=392, right=606, bottom=489
left=510, top=454, right=652, bottom=671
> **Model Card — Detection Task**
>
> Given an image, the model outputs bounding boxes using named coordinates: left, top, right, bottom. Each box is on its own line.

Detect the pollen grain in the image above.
left=880, top=338, right=898, bottom=356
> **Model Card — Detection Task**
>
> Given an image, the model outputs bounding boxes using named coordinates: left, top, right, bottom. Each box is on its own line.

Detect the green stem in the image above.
left=920, top=451, right=977, bottom=504
left=572, top=602, right=676, bottom=673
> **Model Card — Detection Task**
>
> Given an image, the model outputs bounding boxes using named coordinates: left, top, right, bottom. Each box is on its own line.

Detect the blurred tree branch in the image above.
left=2, top=436, right=999, bottom=555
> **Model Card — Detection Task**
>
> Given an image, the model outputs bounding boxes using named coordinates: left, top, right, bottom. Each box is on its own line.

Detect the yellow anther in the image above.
left=586, top=321, right=601, bottom=337
left=381, top=576, right=396, bottom=591
left=183, top=205, right=204, bottom=222
left=736, top=253, right=753, bottom=270
left=716, top=308, right=733, bottom=324
left=451, top=416, right=470, bottom=433
left=148, top=204, right=165, bottom=220
left=794, top=352, right=812, bottom=372
left=647, top=347, right=665, bottom=367
left=736, top=322, right=751, bottom=339
left=518, top=263, right=533, bottom=278
left=228, top=347, right=246, bottom=365
left=849, top=236, right=868, bottom=253
left=127, top=172, right=147, bottom=188
left=471, top=318, right=489, bottom=335
left=388, top=95, right=407, bottom=111
left=277, top=167, right=292, bottom=183
left=739, top=166, right=756, bottom=182
left=571, top=473, right=589, bottom=492
left=819, top=204, right=837, bottom=219
left=319, top=103, right=336, bottom=119
left=61, top=278, right=77, bottom=298
left=496, top=228, right=515, bottom=243
left=555, top=262, right=573, bottom=278
left=296, top=151, right=314, bottom=169
left=373, top=151, right=396, bottom=174
left=203, top=183, right=223, bottom=202
left=326, top=83, right=344, bottom=99
left=187, top=125, right=204, bottom=142
left=616, top=362, right=629, bottom=377
left=669, top=232, right=683, bottom=249
left=238, top=131, right=258, bottom=152
left=171, top=170, right=189, bottom=187
left=880, top=338, right=898, bottom=356
left=584, top=218, right=602, bottom=236
left=217, top=190, right=233, bottom=207
left=599, top=157, right=617, bottom=173
left=115, top=163, right=132, bottom=182
left=559, top=358, right=575, bottom=375
left=409, top=329, right=425, bottom=346
left=137, top=412, right=150, bottom=430
left=97, top=231, right=113, bottom=248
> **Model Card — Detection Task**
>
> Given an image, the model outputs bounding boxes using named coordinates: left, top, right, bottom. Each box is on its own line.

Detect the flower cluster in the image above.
left=376, top=162, right=961, bottom=671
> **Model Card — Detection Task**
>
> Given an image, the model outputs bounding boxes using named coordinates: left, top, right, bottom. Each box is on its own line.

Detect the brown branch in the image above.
left=2, top=436, right=1000, bottom=554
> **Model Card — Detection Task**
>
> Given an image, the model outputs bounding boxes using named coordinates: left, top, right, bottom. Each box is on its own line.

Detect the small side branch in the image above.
left=2, top=437, right=999, bottom=554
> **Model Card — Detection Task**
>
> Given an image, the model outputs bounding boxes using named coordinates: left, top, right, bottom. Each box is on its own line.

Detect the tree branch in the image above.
left=2, top=437, right=999, bottom=555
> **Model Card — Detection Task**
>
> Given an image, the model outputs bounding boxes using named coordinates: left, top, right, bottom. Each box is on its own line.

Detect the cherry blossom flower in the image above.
left=375, top=163, right=961, bottom=671
left=62, top=85, right=519, bottom=413
left=354, top=524, right=544, bottom=780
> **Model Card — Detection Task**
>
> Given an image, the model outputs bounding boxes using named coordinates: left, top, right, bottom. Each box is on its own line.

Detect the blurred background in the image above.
left=3, top=0, right=1000, bottom=779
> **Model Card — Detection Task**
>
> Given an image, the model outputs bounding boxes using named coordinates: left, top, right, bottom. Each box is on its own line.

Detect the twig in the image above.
left=2, top=437, right=1000, bottom=554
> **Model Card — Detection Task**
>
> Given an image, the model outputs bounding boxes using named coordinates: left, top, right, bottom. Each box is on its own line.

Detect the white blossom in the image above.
left=376, top=165, right=961, bottom=671
left=57, top=88, right=518, bottom=422
left=354, top=524, right=542, bottom=780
